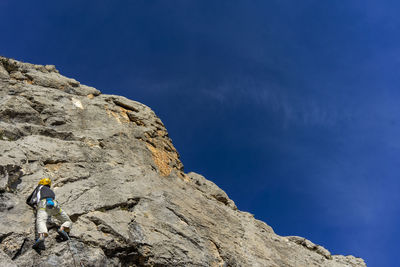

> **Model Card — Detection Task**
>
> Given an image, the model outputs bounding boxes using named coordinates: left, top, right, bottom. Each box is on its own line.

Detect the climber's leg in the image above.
left=54, top=206, right=72, bottom=240
left=36, top=208, right=49, bottom=236
left=33, top=207, right=48, bottom=249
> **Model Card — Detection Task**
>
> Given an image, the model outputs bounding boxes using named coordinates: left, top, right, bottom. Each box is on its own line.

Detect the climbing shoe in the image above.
left=57, top=229, right=70, bottom=241
left=32, top=237, right=45, bottom=250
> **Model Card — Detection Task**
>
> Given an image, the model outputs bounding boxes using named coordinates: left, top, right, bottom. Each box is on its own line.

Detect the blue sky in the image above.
left=1, top=1, right=399, bottom=265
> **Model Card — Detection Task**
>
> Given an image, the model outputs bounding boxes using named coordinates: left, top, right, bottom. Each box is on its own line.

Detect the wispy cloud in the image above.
left=198, top=79, right=350, bottom=128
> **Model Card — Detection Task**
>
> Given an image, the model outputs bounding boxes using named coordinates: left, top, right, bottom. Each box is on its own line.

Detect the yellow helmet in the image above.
left=38, top=178, right=51, bottom=186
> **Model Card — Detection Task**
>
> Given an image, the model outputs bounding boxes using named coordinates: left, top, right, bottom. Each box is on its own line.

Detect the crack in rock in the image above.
left=11, top=237, right=27, bottom=260
left=0, top=165, right=23, bottom=193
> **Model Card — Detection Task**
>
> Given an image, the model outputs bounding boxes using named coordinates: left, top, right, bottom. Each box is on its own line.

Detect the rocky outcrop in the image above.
left=0, top=56, right=366, bottom=267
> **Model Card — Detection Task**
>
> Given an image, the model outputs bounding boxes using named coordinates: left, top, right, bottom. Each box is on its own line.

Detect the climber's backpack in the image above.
left=26, top=185, right=43, bottom=207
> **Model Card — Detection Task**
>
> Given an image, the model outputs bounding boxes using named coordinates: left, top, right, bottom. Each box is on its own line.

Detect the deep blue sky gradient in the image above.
left=1, top=1, right=399, bottom=266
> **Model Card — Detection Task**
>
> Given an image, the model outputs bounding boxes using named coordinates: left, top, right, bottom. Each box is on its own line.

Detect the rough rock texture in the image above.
left=0, top=56, right=366, bottom=267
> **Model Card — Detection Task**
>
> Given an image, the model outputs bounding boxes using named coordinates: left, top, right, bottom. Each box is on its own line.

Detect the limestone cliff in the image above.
left=0, top=56, right=366, bottom=267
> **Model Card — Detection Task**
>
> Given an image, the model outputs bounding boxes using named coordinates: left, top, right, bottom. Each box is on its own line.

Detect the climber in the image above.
left=26, top=178, right=72, bottom=250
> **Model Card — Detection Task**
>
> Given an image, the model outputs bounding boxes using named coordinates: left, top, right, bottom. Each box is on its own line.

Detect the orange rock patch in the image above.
left=146, top=143, right=173, bottom=177
left=45, top=162, right=63, bottom=172
left=105, top=105, right=130, bottom=124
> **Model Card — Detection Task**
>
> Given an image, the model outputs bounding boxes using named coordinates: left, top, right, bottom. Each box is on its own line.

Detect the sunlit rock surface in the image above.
left=0, top=57, right=366, bottom=267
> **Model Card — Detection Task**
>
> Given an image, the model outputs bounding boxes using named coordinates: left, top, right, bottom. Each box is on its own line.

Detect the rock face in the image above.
left=0, top=56, right=366, bottom=267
